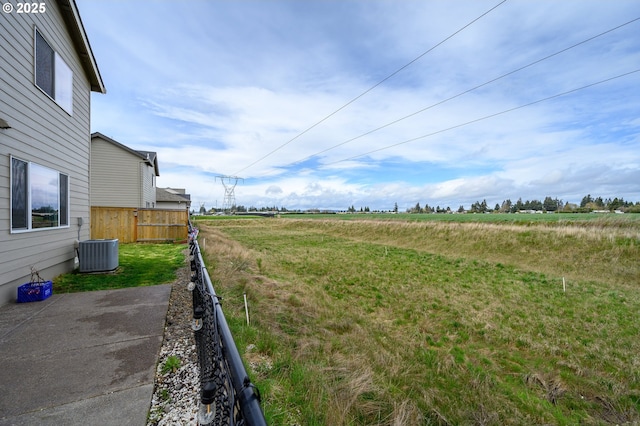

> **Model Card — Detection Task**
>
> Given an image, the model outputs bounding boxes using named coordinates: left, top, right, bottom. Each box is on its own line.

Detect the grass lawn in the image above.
left=54, top=243, right=186, bottom=293
left=196, top=217, right=640, bottom=425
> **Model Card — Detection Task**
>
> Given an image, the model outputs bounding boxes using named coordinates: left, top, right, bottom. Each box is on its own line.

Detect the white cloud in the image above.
left=265, top=185, right=283, bottom=195
left=77, top=0, right=640, bottom=211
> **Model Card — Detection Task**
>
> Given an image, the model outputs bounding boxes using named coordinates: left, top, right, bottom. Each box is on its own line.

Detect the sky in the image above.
left=75, top=0, right=640, bottom=212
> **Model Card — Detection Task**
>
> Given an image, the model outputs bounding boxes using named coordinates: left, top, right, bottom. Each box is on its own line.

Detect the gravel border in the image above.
left=147, top=259, right=200, bottom=425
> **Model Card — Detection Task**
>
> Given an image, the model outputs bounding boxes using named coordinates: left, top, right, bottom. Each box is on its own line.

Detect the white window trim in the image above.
left=34, top=27, right=73, bottom=115
left=10, top=156, right=71, bottom=233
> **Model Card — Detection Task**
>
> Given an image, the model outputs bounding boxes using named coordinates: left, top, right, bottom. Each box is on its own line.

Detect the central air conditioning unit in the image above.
left=78, top=239, right=119, bottom=273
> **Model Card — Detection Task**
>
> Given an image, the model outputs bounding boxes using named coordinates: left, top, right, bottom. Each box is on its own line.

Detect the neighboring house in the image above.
left=0, top=0, right=105, bottom=305
left=90, top=132, right=159, bottom=208
left=90, top=134, right=188, bottom=243
left=156, top=188, right=191, bottom=211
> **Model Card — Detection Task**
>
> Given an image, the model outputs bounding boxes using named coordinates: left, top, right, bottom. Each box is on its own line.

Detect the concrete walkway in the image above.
left=0, top=285, right=171, bottom=426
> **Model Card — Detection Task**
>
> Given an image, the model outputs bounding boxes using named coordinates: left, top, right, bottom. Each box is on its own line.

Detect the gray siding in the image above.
left=90, top=136, right=144, bottom=208
left=140, top=161, right=157, bottom=208
left=90, top=135, right=158, bottom=208
left=0, top=3, right=93, bottom=304
left=157, top=201, right=188, bottom=210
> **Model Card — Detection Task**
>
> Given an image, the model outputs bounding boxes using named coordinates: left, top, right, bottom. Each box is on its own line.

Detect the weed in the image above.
left=161, top=355, right=181, bottom=375
left=159, top=388, right=170, bottom=401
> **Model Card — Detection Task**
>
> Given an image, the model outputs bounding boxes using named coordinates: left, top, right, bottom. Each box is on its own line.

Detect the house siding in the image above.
left=140, top=161, right=156, bottom=208
left=157, top=201, right=188, bottom=210
left=90, top=136, right=143, bottom=208
left=90, top=134, right=158, bottom=209
left=0, top=2, right=95, bottom=304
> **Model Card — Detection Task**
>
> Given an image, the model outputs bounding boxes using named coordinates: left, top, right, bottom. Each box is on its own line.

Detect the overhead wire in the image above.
left=233, top=0, right=508, bottom=176
left=322, top=68, right=640, bottom=166
left=285, top=16, right=640, bottom=168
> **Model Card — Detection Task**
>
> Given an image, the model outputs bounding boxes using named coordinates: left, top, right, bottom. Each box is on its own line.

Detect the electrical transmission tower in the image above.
left=216, top=175, right=244, bottom=213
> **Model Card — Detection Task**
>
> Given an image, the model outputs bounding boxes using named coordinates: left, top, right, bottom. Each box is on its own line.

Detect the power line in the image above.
left=285, top=16, right=640, bottom=168
left=233, top=0, right=508, bottom=176
left=323, top=69, right=640, bottom=165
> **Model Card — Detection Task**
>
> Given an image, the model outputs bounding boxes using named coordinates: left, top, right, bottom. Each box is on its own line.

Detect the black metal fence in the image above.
left=188, top=224, right=267, bottom=425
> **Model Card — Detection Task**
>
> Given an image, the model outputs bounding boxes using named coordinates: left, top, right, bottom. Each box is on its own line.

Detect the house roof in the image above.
left=156, top=188, right=191, bottom=204
left=56, top=0, right=105, bottom=94
left=91, top=132, right=160, bottom=176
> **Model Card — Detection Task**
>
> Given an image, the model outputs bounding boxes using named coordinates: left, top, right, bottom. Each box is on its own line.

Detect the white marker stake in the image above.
left=244, top=293, right=250, bottom=325
left=563, top=277, right=566, bottom=293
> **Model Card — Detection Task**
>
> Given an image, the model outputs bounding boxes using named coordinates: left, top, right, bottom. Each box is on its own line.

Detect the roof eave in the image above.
left=57, top=0, right=106, bottom=94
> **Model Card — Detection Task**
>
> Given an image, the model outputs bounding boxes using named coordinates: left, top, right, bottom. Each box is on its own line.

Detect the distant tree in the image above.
left=199, top=205, right=207, bottom=214
left=494, top=203, right=500, bottom=212
left=414, top=202, right=421, bottom=213
left=594, top=197, right=605, bottom=208
left=530, top=199, right=543, bottom=211
left=609, top=197, right=623, bottom=211
left=580, top=194, right=593, bottom=208
left=543, top=196, right=561, bottom=212
left=627, top=203, right=640, bottom=213
left=393, top=202, right=398, bottom=213
left=500, top=199, right=512, bottom=213
left=469, top=200, right=488, bottom=213
left=512, top=198, right=523, bottom=212
left=458, top=205, right=465, bottom=213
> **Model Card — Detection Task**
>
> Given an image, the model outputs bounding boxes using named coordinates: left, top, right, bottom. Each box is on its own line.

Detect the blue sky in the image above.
left=76, top=0, right=640, bottom=211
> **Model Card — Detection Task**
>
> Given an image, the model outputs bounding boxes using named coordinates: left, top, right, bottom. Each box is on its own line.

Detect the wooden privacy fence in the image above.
left=91, top=207, right=188, bottom=243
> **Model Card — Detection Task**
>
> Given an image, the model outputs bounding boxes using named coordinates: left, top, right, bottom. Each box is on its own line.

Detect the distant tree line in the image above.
left=408, top=202, right=452, bottom=214
left=196, top=205, right=296, bottom=214
left=578, top=195, right=637, bottom=212
left=467, top=197, right=565, bottom=213
left=347, top=205, right=371, bottom=213
left=407, top=195, right=640, bottom=214
left=33, top=205, right=57, bottom=213
left=193, top=195, right=640, bottom=215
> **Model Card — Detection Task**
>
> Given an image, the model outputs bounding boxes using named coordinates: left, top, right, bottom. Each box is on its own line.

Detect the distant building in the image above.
left=156, top=188, right=191, bottom=211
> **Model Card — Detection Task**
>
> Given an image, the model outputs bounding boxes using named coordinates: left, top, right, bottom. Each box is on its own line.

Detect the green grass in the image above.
left=198, top=217, right=640, bottom=425
left=53, top=243, right=185, bottom=293
left=193, top=212, right=640, bottom=224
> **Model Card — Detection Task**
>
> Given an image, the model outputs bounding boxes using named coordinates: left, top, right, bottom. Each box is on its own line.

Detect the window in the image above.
left=35, top=29, right=73, bottom=114
left=11, top=157, right=69, bottom=231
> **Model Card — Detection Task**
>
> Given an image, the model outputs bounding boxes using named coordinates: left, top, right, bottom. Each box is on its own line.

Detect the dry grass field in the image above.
left=194, top=215, right=640, bottom=425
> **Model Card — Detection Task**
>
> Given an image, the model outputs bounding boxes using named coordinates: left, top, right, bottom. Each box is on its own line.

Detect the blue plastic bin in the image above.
left=17, top=281, right=53, bottom=303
